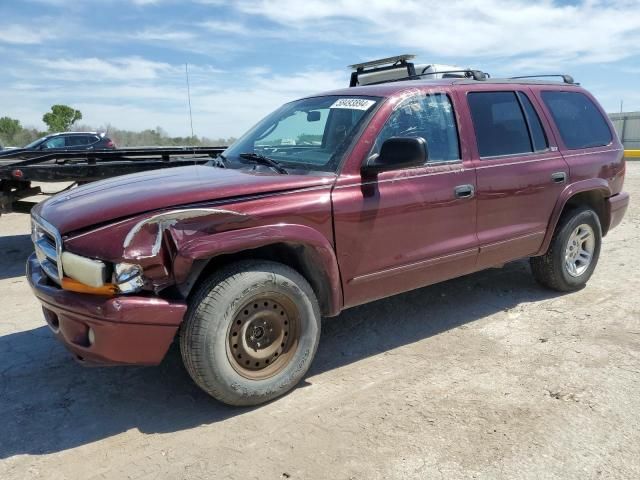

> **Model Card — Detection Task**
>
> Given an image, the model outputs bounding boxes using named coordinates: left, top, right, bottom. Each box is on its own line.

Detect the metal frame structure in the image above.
left=0, top=146, right=225, bottom=214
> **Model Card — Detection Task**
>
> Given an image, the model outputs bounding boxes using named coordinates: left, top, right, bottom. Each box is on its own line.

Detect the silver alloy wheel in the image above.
left=564, top=224, right=596, bottom=277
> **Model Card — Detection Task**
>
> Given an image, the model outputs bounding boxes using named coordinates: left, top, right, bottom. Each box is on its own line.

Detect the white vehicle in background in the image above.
left=348, top=54, right=486, bottom=87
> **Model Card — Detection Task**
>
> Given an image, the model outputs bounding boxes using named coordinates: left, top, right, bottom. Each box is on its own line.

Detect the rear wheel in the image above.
left=180, top=260, right=321, bottom=406
left=530, top=206, right=602, bottom=292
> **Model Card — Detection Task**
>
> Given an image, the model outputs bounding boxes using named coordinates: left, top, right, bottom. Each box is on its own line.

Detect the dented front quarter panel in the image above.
left=63, top=181, right=340, bottom=310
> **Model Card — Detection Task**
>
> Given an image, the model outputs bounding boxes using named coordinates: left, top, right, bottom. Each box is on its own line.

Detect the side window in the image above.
left=517, top=92, right=548, bottom=152
left=541, top=91, right=612, bottom=149
left=372, top=93, right=459, bottom=162
left=43, top=137, right=65, bottom=149
left=66, top=136, right=88, bottom=147
left=468, top=91, right=532, bottom=157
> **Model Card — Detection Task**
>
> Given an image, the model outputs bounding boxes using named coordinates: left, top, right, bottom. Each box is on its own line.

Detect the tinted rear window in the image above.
left=468, top=91, right=532, bottom=157
left=541, top=91, right=612, bottom=149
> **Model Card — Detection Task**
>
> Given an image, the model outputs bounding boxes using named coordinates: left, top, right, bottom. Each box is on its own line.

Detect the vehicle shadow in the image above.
left=0, top=257, right=561, bottom=459
left=0, top=234, right=32, bottom=280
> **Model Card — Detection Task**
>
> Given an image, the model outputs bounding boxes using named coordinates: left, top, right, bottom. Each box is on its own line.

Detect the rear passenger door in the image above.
left=463, top=88, right=569, bottom=269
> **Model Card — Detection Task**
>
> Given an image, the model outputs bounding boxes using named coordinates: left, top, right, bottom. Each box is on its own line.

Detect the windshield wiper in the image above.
left=209, top=153, right=227, bottom=168
left=239, top=152, right=288, bottom=174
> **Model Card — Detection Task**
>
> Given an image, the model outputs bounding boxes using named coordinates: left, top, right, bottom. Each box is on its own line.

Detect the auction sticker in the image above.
left=330, top=98, right=376, bottom=110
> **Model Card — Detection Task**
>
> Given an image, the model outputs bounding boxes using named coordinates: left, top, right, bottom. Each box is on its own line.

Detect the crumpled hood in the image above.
left=34, top=165, right=334, bottom=234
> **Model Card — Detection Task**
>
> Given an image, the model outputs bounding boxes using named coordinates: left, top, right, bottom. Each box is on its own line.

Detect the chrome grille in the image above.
left=31, top=214, right=64, bottom=284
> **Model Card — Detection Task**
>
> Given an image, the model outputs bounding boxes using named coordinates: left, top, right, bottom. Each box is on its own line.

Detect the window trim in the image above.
left=467, top=90, right=554, bottom=160
left=516, top=91, right=549, bottom=153
left=367, top=91, right=462, bottom=168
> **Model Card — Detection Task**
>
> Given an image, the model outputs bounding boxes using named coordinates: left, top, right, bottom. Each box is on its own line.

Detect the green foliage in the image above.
left=1, top=112, right=236, bottom=149
left=71, top=124, right=235, bottom=148
left=42, top=105, right=83, bottom=132
left=0, top=117, right=23, bottom=145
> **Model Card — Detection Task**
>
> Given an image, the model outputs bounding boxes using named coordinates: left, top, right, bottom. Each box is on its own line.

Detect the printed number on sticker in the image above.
left=330, top=98, right=376, bottom=110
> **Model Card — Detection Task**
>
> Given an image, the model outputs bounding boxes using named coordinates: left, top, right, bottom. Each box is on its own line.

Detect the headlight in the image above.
left=114, top=263, right=144, bottom=293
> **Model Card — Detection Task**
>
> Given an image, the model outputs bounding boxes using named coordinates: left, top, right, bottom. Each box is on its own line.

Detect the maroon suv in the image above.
left=27, top=76, right=629, bottom=405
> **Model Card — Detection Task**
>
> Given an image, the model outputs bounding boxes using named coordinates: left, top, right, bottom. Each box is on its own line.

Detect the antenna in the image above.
left=185, top=63, right=195, bottom=141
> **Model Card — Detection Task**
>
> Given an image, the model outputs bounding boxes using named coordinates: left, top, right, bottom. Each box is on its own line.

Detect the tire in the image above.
left=530, top=206, right=602, bottom=292
left=180, top=260, right=321, bottom=406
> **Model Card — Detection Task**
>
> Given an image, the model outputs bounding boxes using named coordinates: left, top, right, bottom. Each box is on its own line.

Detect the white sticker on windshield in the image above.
left=329, top=98, right=376, bottom=111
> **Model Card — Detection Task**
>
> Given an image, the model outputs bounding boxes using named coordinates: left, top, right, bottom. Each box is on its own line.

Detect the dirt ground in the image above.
left=0, top=164, right=639, bottom=480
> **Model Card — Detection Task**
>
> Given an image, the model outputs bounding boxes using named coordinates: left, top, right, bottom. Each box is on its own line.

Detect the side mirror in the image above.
left=362, top=137, right=427, bottom=175
left=307, top=111, right=321, bottom=122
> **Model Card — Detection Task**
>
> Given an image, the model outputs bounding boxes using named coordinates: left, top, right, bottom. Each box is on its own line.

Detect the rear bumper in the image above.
left=606, top=191, right=630, bottom=232
left=27, top=254, right=187, bottom=366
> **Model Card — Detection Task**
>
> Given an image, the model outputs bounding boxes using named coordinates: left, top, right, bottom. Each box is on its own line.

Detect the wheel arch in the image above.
left=535, top=179, right=611, bottom=256
left=173, top=224, right=343, bottom=317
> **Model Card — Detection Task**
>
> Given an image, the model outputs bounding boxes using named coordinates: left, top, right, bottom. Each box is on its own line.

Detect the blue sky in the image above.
left=1, top=0, right=639, bottom=138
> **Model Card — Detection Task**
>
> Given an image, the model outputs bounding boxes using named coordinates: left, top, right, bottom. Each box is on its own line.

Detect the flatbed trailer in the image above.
left=0, top=146, right=225, bottom=214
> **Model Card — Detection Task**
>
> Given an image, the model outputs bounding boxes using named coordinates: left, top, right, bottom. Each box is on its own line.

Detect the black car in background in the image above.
left=22, top=132, right=116, bottom=151
left=0, top=132, right=116, bottom=159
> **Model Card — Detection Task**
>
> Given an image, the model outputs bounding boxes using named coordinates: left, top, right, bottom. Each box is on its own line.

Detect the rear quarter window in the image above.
left=541, top=91, right=612, bottom=149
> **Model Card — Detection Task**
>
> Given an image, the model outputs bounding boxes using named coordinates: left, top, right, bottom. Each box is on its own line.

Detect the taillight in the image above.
left=106, top=140, right=115, bottom=148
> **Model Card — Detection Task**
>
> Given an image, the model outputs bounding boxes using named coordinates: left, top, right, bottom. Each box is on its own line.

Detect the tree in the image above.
left=0, top=116, right=22, bottom=144
left=42, top=105, right=82, bottom=132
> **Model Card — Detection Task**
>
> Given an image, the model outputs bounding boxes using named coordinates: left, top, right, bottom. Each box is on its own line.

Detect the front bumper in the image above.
left=606, top=191, right=630, bottom=232
left=27, top=254, right=187, bottom=365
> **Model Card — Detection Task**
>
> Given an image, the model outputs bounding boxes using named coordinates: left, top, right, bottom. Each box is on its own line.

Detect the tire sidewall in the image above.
left=189, top=264, right=320, bottom=405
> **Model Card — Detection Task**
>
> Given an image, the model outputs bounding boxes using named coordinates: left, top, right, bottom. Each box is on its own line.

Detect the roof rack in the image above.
left=349, top=54, right=417, bottom=87
left=348, top=54, right=489, bottom=87
left=509, top=74, right=576, bottom=84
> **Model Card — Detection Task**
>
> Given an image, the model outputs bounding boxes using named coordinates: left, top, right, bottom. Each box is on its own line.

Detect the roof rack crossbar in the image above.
left=509, top=74, right=575, bottom=84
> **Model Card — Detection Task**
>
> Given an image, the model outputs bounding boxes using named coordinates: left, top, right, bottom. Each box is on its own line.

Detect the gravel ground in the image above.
left=0, top=164, right=638, bottom=480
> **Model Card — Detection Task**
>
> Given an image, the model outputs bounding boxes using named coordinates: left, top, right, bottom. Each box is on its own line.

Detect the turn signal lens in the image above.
left=61, top=277, right=117, bottom=296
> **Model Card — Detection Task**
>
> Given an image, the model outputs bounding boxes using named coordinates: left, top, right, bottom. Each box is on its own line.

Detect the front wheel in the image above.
left=530, top=206, right=602, bottom=292
left=180, top=260, right=321, bottom=406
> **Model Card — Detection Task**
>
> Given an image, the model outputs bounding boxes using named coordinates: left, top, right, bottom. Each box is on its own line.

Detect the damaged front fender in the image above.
left=120, top=207, right=249, bottom=290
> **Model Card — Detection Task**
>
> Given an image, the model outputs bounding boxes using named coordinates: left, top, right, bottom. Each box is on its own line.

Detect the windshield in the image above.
left=23, top=136, right=47, bottom=149
left=223, top=95, right=380, bottom=172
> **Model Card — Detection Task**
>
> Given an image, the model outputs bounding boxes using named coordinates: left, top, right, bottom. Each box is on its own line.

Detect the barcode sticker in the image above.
left=329, top=98, right=376, bottom=110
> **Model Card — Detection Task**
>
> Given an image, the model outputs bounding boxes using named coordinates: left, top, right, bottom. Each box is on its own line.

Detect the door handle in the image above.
left=551, top=172, right=567, bottom=184
left=454, top=184, right=475, bottom=199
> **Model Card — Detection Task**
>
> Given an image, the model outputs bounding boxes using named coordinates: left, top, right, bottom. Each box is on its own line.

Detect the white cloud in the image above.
left=131, top=29, right=198, bottom=42
left=232, top=0, right=640, bottom=67
left=0, top=25, right=56, bottom=45
left=200, top=20, right=251, bottom=35
left=30, top=57, right=176, bottom=81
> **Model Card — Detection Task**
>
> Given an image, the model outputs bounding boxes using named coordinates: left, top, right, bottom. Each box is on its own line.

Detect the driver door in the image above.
left=332, top=92, right=478, bottom=308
